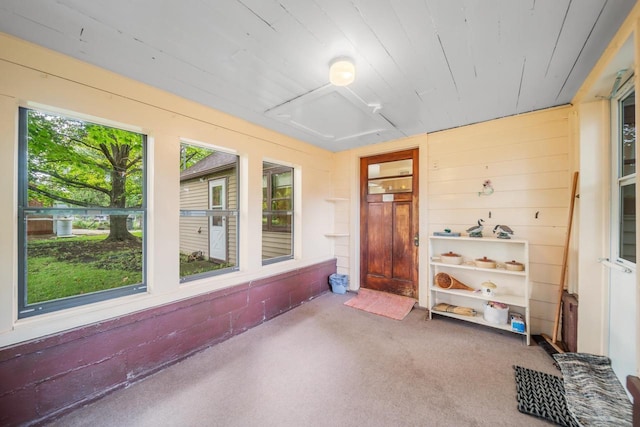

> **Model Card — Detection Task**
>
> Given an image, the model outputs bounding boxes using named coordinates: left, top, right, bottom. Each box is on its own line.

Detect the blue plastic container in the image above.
left=329, top=273, right=349, bottom=294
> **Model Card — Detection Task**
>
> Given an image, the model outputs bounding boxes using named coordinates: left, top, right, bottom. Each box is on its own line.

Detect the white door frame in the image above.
left=607, top=81, right=637, bottom=390
left=209, top=178, right=227, bottom=261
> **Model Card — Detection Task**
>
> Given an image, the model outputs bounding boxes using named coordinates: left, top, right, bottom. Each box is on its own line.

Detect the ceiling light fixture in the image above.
left=329, top=59, right=355, bottom=86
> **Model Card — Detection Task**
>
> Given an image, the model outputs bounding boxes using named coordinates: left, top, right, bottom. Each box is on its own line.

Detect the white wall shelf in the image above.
left=325, top=198, right=349, bottom=238
left=428, top=236, right=530, bottom=345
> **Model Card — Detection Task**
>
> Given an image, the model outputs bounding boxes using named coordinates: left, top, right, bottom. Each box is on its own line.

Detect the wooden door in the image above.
left=360, top=149, right=419, bottom=298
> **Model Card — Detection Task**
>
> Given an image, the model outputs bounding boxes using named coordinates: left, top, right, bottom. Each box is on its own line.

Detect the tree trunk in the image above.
left=105, top=145, right=137, bottom=242
left=107, top=215, right=135, bottom=241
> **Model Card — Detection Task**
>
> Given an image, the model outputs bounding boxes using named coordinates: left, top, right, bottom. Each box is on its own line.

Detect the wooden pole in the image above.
left=552, top=171, right=579, bottom=344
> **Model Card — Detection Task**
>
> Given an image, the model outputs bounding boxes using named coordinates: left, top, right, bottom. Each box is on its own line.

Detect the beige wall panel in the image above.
left=510, top=229, right=566, bottom=246
left=529, top=244, right=564, bottom=265
left=530, top=300, right=559, bottom=323
left=429, top=171, right=568, bottom=195
left=0, top=98, right=16, bottom=332
left=428, top=207, right=568, bottom=227
left=529, top=263, right=562, bottom=284
left=429, top=189, right=567, bottom=210
left=334, top=243, right=349, bottom=258
left=428, top=154, right=569, bottom=182
left=530, top=317, right=555, bottom=337
left=336, top=257, right=349, bottom=269
left=432, top=137, right=568, bottom=170
left=427, top=107, right=570, bottom=336
left=429, top=113, right=568, bottom=151
left=530, top=282, right=562, bottom=304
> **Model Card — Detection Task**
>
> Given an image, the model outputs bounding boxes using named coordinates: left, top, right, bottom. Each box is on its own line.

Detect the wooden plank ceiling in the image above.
left=0, top=0, right=635, bottom=151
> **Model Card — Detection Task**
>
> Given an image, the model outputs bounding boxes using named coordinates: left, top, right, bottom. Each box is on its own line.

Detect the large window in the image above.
left=262, top=162, right=293, bottom=263
left=179, top=143, right=239, bottom=281
left=18, top=107, right=146, bottom=317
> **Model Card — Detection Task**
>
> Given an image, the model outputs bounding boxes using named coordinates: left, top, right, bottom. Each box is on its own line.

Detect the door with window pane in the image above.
left=609, top=87, right=637, bottom=389
left=360, top=149, right=419, bottom=299
left=209, top=178, right=227, bottom=261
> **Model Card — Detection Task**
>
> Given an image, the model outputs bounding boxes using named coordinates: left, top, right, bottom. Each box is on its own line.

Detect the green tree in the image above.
left=180, top=143, right=212, bottom=171
left=27, top=110, right=144, bottom=242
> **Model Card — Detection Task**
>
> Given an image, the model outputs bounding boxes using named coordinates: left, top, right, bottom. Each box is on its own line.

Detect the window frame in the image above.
left=17, top=107, right=148, bottom=318
left=178, top=142, right=240, bottom=283
left=262, top=165, right=293, bottom=232
left=615, top=87, right=637, bottom=265
left=261, top=162, right=294, bottom=265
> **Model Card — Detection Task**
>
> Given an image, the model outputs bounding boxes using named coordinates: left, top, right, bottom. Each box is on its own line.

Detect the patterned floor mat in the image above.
left=513, top=365, right=580, bottom=427
left=554, top=353, right=632, bottom=427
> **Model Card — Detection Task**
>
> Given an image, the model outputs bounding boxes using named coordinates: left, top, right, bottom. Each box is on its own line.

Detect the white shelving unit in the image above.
left=324, top=198, right=349, bottom=237
left=428, top=235, right=531, bottom=345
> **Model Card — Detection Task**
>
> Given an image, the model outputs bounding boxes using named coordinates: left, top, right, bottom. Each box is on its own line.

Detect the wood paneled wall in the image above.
left=427, top=106, right=572, bottom=335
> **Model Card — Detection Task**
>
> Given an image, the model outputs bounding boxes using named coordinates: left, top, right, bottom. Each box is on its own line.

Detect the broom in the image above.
left=541, top=171, right=579, bottom=354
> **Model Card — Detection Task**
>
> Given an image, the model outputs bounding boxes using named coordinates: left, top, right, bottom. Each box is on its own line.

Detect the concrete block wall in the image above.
left=0, top=259, right=336, bottom=426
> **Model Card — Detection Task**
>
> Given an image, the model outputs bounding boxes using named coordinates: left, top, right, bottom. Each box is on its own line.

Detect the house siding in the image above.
left=262, top=230, right=293, bottom=260
left=180, top=170, right=238, bottom=264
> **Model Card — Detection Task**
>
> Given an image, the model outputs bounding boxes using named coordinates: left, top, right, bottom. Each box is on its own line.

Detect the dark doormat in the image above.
left=513, top=365, right=579, bottom=427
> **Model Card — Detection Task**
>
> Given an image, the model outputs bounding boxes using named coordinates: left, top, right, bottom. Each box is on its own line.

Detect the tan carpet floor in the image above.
left=48, top=291, right=558, bottom=427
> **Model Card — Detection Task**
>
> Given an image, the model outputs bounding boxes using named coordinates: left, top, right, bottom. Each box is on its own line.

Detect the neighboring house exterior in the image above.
left=180, top=151, right=238, bottom=265
left=179, top=153, right=293, bottom=265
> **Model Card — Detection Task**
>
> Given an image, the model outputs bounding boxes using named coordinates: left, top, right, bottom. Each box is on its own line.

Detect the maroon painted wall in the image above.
left=0, top=259, right=336, bottom=426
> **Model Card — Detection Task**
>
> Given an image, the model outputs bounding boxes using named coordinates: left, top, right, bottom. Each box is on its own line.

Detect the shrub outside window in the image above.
left=179, top=143, right=239, bottom=281
left=17, top=107, right=146, bottom=318
left=262, top=162, right=293, bottom=263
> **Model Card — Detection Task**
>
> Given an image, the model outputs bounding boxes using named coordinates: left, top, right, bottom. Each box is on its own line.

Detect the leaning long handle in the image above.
left=552, top=171, right=579, bottom=343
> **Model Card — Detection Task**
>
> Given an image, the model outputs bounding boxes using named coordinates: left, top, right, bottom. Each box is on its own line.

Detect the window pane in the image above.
left=19, top=108, right=146, bottom=316
left=368, top=159, right=412, bottom=179
left=368, top=177, right=412, bottom=194
left=26, top=111, right=144, bottom=209
left=368, top=159, right=413, bottom=194
left=179, top=143, right=239, bottom=280
left=262, top=162, right=293, bottom=263
left=620, top=183, right=636, bottom=263
left=26, top=214, right=143, bottom=304
left=621, top=91, right=636, bottom=177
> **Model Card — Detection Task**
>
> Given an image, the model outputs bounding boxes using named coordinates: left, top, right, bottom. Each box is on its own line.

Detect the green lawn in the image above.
left=27, top=233, right=143, bottom=304
left=26, top=233, right=232, bottom=304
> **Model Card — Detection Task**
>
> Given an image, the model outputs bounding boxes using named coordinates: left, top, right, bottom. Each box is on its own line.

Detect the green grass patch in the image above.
left=27, top=234, right=143, bottom=304
left=179, top=252, right=232, bottom=278
left=26, top=232, right=230, bottom=304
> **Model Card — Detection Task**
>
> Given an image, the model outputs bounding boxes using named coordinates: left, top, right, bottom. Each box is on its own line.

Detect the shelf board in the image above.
left=430, top=309, right=527, bottom=336
left=429, top=287, right=526, bottom=307
left=429, top=235, right=528, bottom=244
left=429, top=261, right=526, bottom=276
